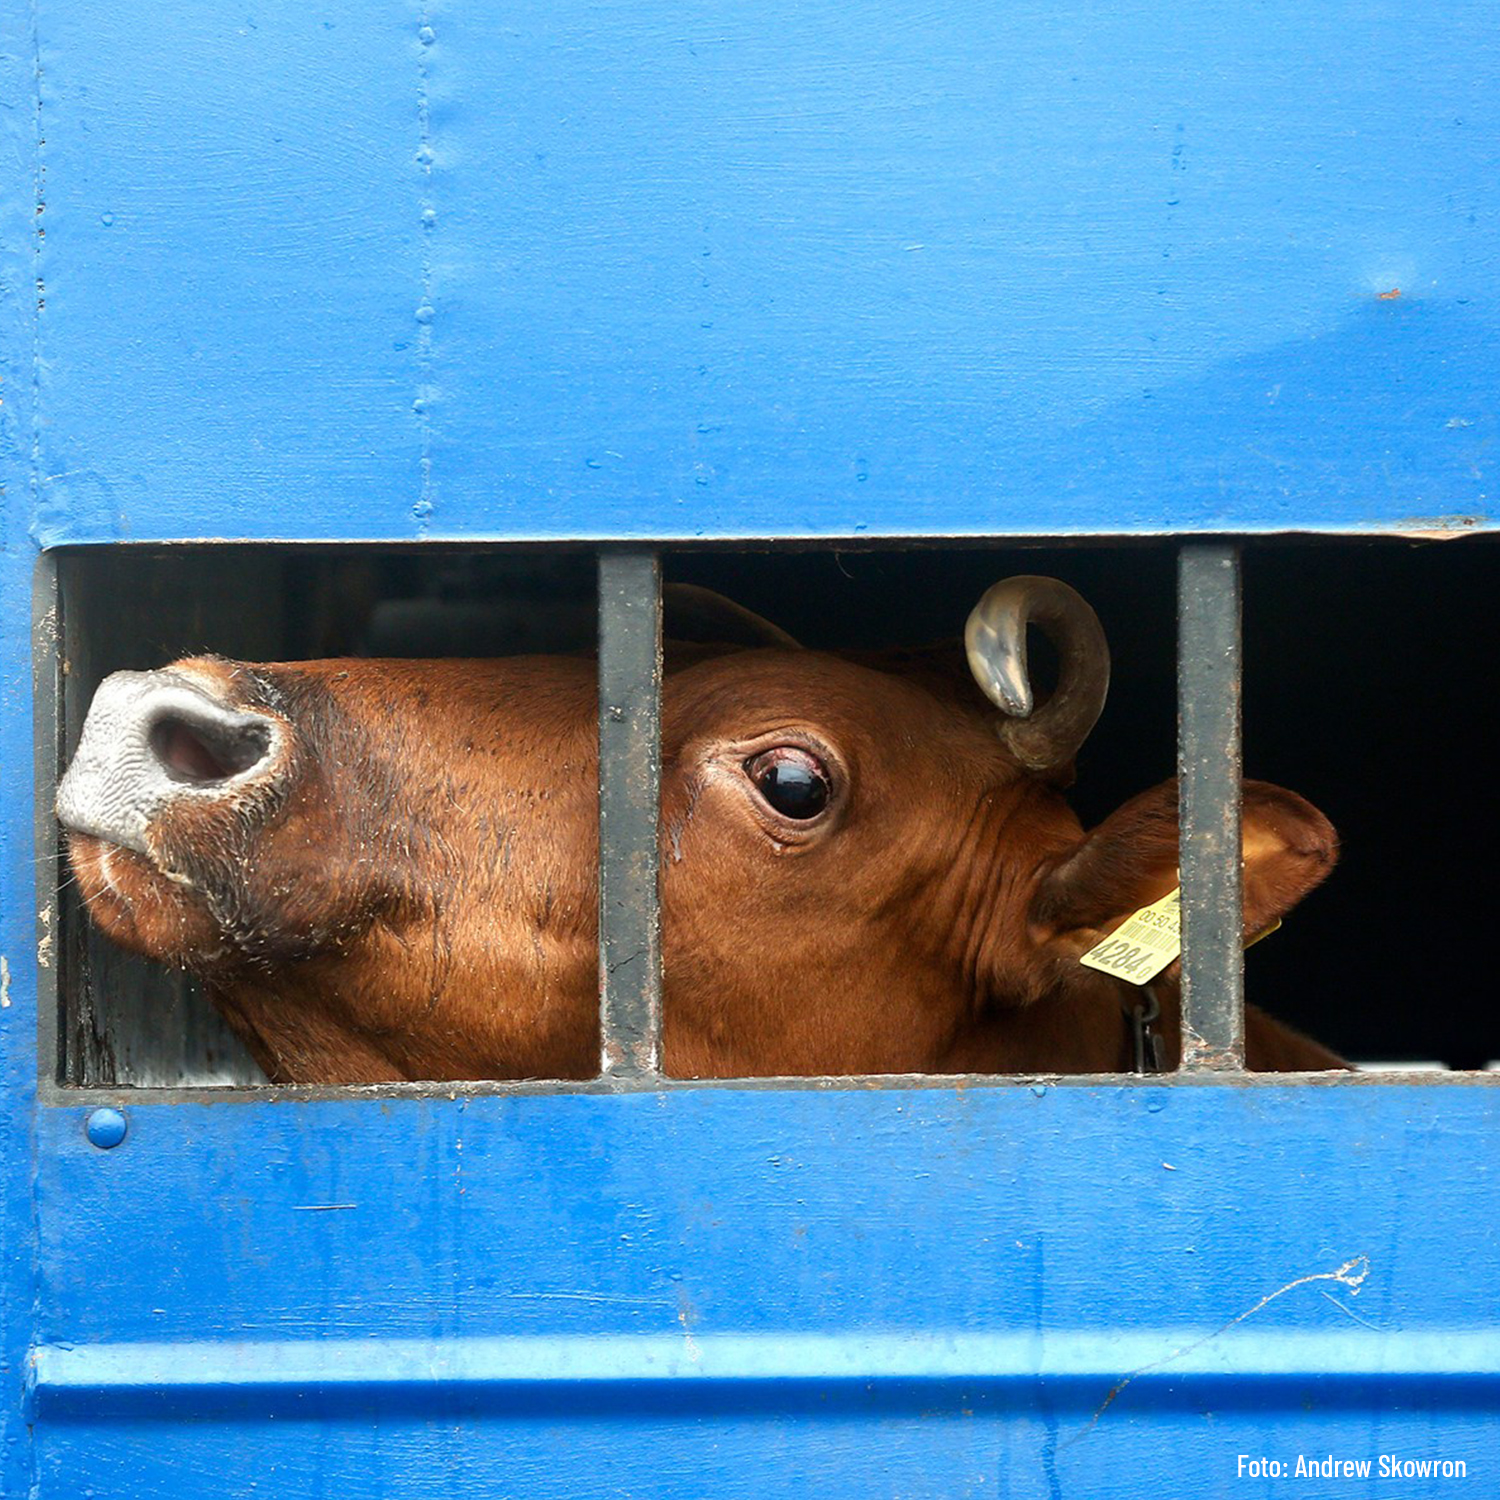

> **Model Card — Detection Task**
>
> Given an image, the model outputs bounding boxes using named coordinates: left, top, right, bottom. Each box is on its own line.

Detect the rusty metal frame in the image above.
left=1176, top=542, right=1245, bottom=1069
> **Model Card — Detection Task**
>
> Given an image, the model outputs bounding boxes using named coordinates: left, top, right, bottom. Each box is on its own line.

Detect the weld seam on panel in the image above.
left=27, top=0, right=43, bottom=534
left=30, top=1329, right=1500, bottom=1414
left=411, top=1, right=436, bottom=534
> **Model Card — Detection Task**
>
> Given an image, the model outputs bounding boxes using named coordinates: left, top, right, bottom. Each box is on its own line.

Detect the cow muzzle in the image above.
left=57, top=670, right=283, bottom=857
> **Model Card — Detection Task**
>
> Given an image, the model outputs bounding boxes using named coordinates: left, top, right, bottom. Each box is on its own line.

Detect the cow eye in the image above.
left=744, top=747, right=832, bottom=821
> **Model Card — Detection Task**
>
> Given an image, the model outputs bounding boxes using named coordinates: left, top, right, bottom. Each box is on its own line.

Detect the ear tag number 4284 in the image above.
left=1080, top=887, right=1280, bottom=986
left=1079, top=889, right=1182, bottom=985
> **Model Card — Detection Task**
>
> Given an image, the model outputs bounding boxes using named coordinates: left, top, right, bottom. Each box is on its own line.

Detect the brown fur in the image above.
left=66, top=648, right=1343, bottom=1083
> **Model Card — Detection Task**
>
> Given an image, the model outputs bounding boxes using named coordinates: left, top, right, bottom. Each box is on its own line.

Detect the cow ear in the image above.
left=661, top=584, right=801, bottom=649
left=1027, top=778, right=1338, bottom=958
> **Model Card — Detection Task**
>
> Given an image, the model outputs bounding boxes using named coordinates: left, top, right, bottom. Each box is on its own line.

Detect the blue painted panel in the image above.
left=25, top=0, right=1500, bottom=542
left=0, top=5, right=41, bottom=1498
left=31, top=0, right=424, bottom=545
left=25, top=1086, right=1500, bottom=1494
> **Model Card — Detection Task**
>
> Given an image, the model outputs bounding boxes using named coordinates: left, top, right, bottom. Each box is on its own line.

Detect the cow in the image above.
left=56, top=576, right=1343, bottom=1084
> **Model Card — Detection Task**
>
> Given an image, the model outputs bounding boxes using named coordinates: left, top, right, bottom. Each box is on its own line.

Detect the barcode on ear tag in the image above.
left=1079, top=888, right=1182, bottom=985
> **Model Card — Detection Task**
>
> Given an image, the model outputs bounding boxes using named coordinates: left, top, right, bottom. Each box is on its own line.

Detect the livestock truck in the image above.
left=2, top=1, right=1497, bottom=1494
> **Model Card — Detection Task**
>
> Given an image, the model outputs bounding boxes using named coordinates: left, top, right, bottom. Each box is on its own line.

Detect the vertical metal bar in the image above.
left=597, top=549, right=663, bottom=1082
left=1177, top=542, right=1244, bottom=1069
left=32, top=551, right=65, bottom=1085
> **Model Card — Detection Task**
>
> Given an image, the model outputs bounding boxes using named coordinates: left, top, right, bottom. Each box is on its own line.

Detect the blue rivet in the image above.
left=86, top=1108, right=127, bottom=1149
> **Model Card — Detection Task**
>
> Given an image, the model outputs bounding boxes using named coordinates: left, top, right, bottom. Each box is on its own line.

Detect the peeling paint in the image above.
left=0, top=955, right=9, bottom=1008
left=37, top=903, right=52, bottom=969
left=1393, top=514, right=1488, bottom=541
left=1180, top=1029, right=1240, bottom=1071
left=677, top=1291, right=702, bottom=1366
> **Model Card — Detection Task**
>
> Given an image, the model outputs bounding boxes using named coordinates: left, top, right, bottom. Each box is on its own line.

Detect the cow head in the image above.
left=58, top=578, right=1339, bottom=1082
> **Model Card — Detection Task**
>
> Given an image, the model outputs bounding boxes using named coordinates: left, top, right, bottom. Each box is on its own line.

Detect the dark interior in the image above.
left=50, top=537, right=1499, bottom=1085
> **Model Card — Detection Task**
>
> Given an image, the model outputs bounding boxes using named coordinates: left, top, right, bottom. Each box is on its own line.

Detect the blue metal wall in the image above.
left=3, top=2, right=1498, bottom=1495
left=22, top=1088, right=1500, bottom=1496
left=17, top=0, right=1500, bottom=544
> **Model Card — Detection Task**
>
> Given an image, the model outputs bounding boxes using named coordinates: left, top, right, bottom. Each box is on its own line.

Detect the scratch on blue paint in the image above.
left=1060, top=1254, right=1373, bottom=1453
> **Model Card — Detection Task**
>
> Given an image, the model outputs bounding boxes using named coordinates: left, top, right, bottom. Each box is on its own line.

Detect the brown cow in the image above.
left=57, top=577, right=1342, bottom=1083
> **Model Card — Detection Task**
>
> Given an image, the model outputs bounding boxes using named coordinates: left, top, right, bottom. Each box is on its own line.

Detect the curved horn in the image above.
left=964, top=576, right=1110, bottom=771
left=662, top=583, right=801, bottom=649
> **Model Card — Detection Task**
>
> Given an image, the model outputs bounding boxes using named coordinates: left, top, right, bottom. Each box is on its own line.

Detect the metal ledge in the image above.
left=29, top=1328, right=1500, bottom=1421
left=33, top=1066, right=1500, bottom=1110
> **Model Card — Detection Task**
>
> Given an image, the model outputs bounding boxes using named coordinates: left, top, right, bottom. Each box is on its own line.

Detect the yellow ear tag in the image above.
left=1080, top=889, right=1283, bottom=985
left=1246, top=917, right=1281, bottom=950
left=1080, top=888, right=1182, bottom=985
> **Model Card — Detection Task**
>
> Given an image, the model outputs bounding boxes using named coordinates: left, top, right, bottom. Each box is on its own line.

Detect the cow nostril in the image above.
left=149, top=715, right=270, bottom=785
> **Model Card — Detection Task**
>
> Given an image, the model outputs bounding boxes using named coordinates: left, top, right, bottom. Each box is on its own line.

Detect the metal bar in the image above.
left=31, top=552, right=65, bottom=1085
left=1177, top=542, right=1244, bottom=1069
left=596, top=549, right=663, bottom=1082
